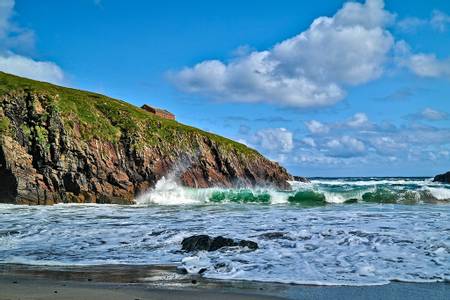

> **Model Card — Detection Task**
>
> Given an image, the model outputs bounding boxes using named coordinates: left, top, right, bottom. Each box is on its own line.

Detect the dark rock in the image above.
left=181, top=235, right=212, bottom=252
left=259, top=232, right=291, bottom=240
left=209, top=236, right=236, bottom=251
left=181, top=235, right=258, bottom=252
left=293, top=176, right=310, bottom=183
left=433, top=171, right=450, bottom=183
left=238, top=240, right=259, bottom=250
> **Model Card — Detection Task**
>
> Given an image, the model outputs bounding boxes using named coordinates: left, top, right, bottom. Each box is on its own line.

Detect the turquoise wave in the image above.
left=135, top=177, right=450, bottom=205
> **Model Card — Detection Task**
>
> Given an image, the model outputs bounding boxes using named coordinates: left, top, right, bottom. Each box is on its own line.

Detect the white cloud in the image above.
left=301, top=137, right=316, bottom=148
left=0, top=52, right=63, bottom=84
left=396, top=17, right=427, bottom=33
left=395, top=40, right=450, bottom=78
left=430, top=10, right=450, bottom=32
left=325, top=136, right=366, bottom=157
left=304, top=112, right=370, bottom=135
left=406, top=54, right=450, bottom=78
left=346, top=112, right=370, bottom=128
left=294, top=154, right=342, bottom=165
left=0, top=0, right=63, bottom=83
left=253, top=128, right=294, bottom=153
left=420, top=108, right=448, bottom=121
left=292, top=113, right=450, bottom=172
left=369, top=136, right=406, bottom=155
left=305, top=120, right=330, bottom=134
left=396, top=10, right=450, bottom=33
left=170, top=0, right=394, bottom=108
left=0, top=0, right=14, bottom=38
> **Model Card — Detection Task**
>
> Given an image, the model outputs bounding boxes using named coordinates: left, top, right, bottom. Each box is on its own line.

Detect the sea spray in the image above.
left=136, top=176, right=450, bottom=205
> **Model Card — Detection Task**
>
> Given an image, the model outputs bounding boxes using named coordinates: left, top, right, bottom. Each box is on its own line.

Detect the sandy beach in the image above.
left=0, top=264, right=449, bottom=300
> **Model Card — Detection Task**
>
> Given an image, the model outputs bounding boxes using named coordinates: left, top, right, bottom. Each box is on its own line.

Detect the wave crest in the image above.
left=135, top=177, right=450, bottom=205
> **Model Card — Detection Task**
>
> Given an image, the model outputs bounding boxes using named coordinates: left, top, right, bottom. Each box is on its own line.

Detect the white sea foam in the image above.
left=134, top=176, right=450, bottom=205
left=424, top=187, right=450, bottom=200
left=0, top=197, right=449, bottom=285
left=136, top=176, right=203, bottom=205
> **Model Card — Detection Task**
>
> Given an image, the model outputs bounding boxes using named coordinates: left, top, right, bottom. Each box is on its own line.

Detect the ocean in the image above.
left=0, top=177, right=449, bottom=286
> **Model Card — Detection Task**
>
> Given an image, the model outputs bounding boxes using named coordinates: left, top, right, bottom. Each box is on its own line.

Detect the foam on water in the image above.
left=0, top=177, right=449, bottom=286
left=424, top=187, right=450, bottom=200
left=135, top=176, right=450, bottom=205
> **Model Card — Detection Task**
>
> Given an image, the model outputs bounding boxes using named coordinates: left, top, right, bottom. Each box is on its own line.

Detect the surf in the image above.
left=135, top=176, right=450, bottom=205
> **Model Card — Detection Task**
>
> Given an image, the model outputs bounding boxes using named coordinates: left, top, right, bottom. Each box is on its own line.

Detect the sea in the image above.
left=0, top=177, right=449, bottom=286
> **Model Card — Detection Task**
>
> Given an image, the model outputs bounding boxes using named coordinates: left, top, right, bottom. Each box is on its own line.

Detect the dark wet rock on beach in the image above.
left=181, top=235, right=258, bottom=252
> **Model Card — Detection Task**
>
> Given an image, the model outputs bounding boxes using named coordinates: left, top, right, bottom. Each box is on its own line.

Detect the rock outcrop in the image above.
left=181, top=235, right=258, bottom=252
left=293, top=176, right=310, bottom=183
left=433, top=171, right=450, bottom=184
left=0, top=72, right=292, bottom=204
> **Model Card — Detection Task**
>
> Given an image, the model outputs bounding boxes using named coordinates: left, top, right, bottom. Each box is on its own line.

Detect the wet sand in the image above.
left=0, top=264, right=449, bottom=300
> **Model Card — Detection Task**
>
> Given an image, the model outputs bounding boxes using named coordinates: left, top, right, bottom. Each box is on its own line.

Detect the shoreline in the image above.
left=1, top=264, right=449, bottom=300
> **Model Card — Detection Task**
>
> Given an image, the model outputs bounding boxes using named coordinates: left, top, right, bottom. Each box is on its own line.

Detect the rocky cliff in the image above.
left=433, top=171, right=450, bottom=184
left=0, top=72, right=292, bottom=204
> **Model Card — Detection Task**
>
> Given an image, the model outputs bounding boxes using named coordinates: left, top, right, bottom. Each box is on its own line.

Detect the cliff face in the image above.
left=0, top=72, right=292, bottom=204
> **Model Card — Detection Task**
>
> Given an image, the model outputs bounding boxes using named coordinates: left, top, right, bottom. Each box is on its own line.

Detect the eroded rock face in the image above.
left=433, top=172, right=450, bottom=184
left=0, top=90, right=292, bottom=204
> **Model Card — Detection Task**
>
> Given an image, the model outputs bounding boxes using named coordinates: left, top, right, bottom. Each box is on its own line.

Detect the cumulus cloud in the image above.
left=170, top=0, right=395, bottom=108
left=325, top=136, right=366, bottom=158
left=396, top=17, right=427, bottom=33
left=233, top=111, right=450, bottom=173
left=0, top=52, right=63, bottom=83
left=301, top=137, right=316, bottom=148
left=252, top=128, right=294, bottom=153
left=346, top=112, right=370, bottom=128
left=403, top=53, right=450, bottom=78
left=369, top=136, right=407, bottom=155
left=301, top=114, right=450, bottom=161
left=430, top=10, right=450, bottom=32
left=305, top=120, right=330, bottom=134
left=396, top=10, right=450, bottom=33
left=0, top=0, right=63, bottom=84
left=395, top=40, right=450, bottom=79
left=305, top=112, right=371, bottom=135
left=0, top=0, right=14, bottom=38
left=419, top=108, right=448, bottom=121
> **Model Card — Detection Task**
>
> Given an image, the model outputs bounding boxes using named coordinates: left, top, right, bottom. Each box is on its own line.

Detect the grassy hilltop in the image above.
left=0, top=71, right=255, bottom=154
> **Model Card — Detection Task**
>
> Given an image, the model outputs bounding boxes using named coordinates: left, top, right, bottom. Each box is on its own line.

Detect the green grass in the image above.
left=0, top=116, right=10, bottom=134
left=0, top=71, right=257, bottom=155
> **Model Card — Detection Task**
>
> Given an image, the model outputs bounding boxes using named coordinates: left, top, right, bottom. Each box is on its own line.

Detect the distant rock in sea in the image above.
left=293, top=176, right=310, bottom=183
left=0, top=72, right=292, bottom=205
left=433, top=171, right=450, bottom=183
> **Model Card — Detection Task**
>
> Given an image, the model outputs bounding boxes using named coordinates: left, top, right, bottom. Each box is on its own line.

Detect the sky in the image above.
left=0, top=0, right=449, bottom=177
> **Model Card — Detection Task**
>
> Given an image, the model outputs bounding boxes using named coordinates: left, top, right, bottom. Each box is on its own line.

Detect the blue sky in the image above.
left=1, top=0, right=450, bottom=176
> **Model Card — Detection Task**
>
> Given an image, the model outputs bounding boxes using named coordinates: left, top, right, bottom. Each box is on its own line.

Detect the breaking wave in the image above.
left=136, top=176, right=450, bottom=205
